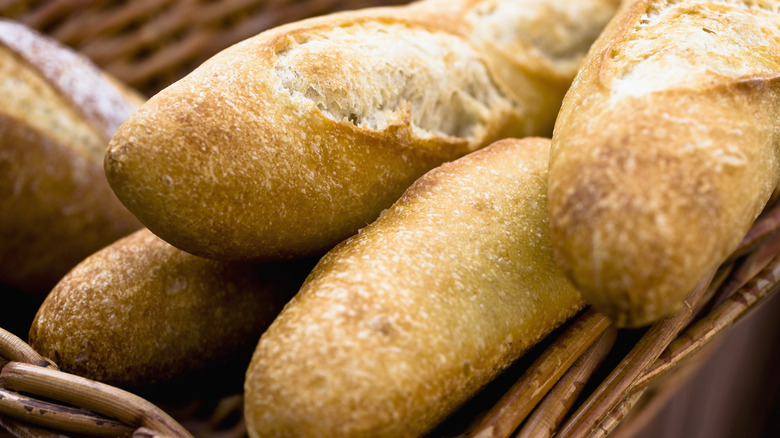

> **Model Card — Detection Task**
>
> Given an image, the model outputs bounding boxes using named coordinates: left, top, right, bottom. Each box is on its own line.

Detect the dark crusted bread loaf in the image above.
left=0, top=19, right=143, bottom=295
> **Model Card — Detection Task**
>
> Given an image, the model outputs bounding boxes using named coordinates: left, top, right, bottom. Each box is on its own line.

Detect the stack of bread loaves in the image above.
left=20, top=0, right=621, bottom=436
left=6, top=0, right=780, bottom=437
left=95, top=0, right=618, bottom=436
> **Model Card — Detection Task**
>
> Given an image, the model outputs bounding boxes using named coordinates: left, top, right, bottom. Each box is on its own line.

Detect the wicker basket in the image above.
left=2, top=1, right=780, bottom=437
left=0, top=0, right=410, bottom=97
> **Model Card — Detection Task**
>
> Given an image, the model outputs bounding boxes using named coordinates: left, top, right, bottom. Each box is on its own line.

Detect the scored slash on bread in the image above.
left=548, top=0, right=780, bottom=327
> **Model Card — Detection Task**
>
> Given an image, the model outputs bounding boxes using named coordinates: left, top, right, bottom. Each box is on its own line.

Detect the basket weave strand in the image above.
left=0, top=0, right=412, bottom=95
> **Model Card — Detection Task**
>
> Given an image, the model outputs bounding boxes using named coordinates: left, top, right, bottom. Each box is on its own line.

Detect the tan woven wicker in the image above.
left=2, top=1, right=780, bottom=437
left=0, top=0, right=410, bottom=96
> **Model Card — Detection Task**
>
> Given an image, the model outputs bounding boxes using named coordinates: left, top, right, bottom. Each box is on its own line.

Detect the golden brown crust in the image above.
left=548, top=0, right=780, bottom=327
left=244, top=138, right=583, bottom=438
left=105, top=0, right=618, bottom=263
left=28, top=228, right=311, bottom=388
left=0, top=115, right=140, bottom=293
left=0, top=20, right=143, bottom=295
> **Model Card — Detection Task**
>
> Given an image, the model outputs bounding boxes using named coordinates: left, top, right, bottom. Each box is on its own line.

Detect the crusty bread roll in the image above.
left=0, top=19, right=143, bottom=295
left=105, top=0, right=619, bottom=263
left=244, top=138, right=584, bottom=438
left=548, top=0, right=780, bottom=327
left=28, top=228, right=311, bottom=389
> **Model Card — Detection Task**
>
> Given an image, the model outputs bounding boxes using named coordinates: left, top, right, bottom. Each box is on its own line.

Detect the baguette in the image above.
left=244, top=138, right=583, bottom=438
left=548, top=0, right=780, bottom=327
left=28, top=228, right=311, bottom=389
left=0, top=19, right=143, bottom=294
left=105, top=0, right=619, bottom=263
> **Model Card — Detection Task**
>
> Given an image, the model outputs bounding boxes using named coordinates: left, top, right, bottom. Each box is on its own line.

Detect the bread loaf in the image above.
left=548, top=0, right=780, bottom=327
left=0, top=19, right=143, bottom=295
left=104, top=0, right=619, bottom=263
left=244, top=137, right=584, bottom=438
left=28, top=228, right=311, bottom=388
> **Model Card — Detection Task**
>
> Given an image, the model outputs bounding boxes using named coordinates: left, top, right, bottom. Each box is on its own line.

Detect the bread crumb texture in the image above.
left=465, top=0, right=621, bottom=77
left=273, top=21, right=516, bottom=143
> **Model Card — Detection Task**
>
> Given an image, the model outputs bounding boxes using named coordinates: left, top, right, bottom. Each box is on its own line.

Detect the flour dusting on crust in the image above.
left=0, top=19, right=138, bottom=140
left=611, top=0, right=780, bottom=97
